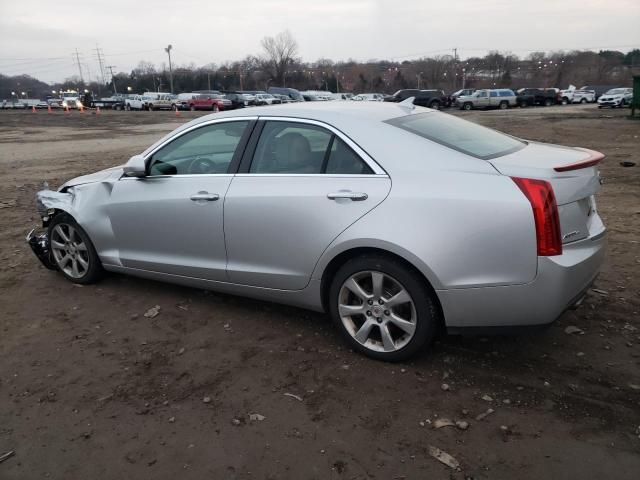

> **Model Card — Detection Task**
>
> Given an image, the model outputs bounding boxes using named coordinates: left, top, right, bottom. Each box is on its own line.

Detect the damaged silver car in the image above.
left=28, top=102, right=606, bottom=361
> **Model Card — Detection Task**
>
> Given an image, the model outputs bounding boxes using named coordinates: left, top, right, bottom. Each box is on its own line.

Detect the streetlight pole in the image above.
left=165, top=44, right=174, bottom=93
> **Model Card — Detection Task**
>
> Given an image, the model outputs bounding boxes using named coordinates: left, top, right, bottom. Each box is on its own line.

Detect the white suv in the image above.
left=597, top=88, right=633, bottom=108
left=125, top=95, right=150, bottom=111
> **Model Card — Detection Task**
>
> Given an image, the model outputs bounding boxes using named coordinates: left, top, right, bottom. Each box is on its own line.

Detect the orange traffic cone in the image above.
left=79, top=104, right=85, bottom=113
left=47, top=104, right=52, bottom=114
left=32, top=105, right=37, bottom=113
left=64, top=105, right=70, bottom=114
left=96, top=106, right=101, bottom=115
left=174, top=106, right=181, bottom=117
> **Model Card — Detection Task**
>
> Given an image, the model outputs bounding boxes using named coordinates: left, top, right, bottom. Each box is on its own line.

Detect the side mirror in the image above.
left=123, top=154, right=147, bottom=178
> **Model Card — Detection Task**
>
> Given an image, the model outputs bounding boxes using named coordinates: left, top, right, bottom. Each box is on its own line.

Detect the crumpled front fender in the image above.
left=36, top=188, right=75, bottom=219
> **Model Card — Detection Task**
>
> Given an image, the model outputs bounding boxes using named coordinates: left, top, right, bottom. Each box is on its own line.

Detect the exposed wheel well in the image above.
left=320, top=247, right=444, bottom=327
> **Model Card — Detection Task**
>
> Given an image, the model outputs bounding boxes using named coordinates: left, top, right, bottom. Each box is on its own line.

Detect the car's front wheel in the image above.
left=48, top=213, right=103, bottom=284
left=329, top=254, right=439, bottom=362
left=462, top=102, right=472, bottom=111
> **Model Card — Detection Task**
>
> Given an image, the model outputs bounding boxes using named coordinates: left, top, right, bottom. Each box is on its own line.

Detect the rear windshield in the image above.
left=385, top=112, right=525, bottom=160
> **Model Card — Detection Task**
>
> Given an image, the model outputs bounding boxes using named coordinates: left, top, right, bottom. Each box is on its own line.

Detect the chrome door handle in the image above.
left=327, top=191, right=368, bottom=201
left=190, top=192, right=219, bottom=202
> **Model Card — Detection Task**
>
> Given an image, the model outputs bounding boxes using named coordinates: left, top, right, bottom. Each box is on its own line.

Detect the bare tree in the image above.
left=261, top=30, right=299, bottom=86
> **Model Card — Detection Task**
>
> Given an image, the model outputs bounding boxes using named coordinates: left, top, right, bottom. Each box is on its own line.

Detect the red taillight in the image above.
left=512, top=177, right=562, bottom=256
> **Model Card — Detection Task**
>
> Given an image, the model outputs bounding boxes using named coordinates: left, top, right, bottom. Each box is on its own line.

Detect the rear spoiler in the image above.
left=554, top=148, right=605, bottom=172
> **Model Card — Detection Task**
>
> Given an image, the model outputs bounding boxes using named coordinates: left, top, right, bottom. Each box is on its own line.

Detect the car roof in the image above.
left=188, top=101, right=415, bottom=127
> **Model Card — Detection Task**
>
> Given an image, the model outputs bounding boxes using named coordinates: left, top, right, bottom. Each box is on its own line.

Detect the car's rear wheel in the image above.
left=499, top=101, right=508, bottom=110
left=544, top=98, right=553, bottom=106
left=212, top=104, right=219, bottom=112
left=48, top=213, right=103, bottom=284
left=329, top=254, right=439, bottom=362
left=429, top=100, right=440, bottom=110
left=580, top=98, right=587, bottom=104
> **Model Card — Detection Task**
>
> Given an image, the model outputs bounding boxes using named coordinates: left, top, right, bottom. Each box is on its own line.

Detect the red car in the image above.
left=186, top=94, right=232, bottom=111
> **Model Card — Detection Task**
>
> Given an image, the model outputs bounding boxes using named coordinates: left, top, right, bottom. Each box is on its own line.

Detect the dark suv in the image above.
left=515, top=88, right=558, bottom=107
left=385, top=89, right=450, bottom=109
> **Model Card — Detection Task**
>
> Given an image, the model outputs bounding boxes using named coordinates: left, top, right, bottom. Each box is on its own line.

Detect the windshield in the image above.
left=385, top=112, right=526, bottom=160
left=605, top=88, right=626, bottom=95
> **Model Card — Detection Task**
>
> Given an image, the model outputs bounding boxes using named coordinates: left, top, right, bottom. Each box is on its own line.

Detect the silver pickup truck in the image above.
left=456, top=89, right=517, bottom=110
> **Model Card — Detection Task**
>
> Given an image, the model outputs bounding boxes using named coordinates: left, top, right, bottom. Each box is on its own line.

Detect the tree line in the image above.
left=1, top=31, right=638, bottom=99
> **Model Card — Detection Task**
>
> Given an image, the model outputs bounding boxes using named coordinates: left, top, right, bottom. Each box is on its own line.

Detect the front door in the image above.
left=107, top=119, right=251, bottom=280
left=475, top=90, right=490, bottom=108
left=224, top=119, right=391, bottom=290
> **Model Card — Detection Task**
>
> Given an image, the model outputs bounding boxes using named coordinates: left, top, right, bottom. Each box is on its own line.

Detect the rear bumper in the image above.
left=438, top=230, right=606, bottom=329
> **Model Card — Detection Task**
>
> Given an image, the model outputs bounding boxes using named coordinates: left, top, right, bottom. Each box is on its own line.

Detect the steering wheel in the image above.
left=188, top=156, right=218, bottom=174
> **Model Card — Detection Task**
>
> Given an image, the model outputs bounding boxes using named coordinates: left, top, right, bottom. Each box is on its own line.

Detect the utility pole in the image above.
left=107, top=66, right=118, bottom=94
left=239, top=69, right=243, bottom=90
left=74, top=49, right=85, bottom=84
left=165, top=45, right=174, bottom=93
left=94, top=45, right=106, bottom=85
left=452, top=48, right=458, bottom=90
left=207, top=71, right=211, bottom=90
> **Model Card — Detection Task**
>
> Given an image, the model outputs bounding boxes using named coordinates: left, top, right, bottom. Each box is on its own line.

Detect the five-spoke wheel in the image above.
left=330, top=254, right=439, bottom=361
left=48, top=213, right=103, bottom=284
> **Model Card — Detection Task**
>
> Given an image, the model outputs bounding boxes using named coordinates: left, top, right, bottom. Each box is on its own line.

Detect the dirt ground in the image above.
left=0, top=105, right=638, bottom=479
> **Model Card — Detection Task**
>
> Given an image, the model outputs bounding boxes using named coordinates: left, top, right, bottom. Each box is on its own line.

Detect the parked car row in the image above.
left=2, top=85, right=633, bottom=112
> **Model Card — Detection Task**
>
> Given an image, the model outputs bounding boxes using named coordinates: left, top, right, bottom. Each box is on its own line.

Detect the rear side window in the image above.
left=499, top=90, right=514, bottom=97
left=490, top=91, right=498, bottom=97
left=249, top=121, right=373, bottom=174
left=385, top=112, right=525, bottom=160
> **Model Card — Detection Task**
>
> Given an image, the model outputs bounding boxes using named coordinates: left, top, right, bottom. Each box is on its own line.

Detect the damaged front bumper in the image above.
left=26, top=228, right=58, bottom=270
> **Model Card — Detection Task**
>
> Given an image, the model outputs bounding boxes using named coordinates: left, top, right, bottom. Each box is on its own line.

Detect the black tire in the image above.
left=580, top=98, right=587, bottom=104
left=429, top=100, right=440, bottom=110
left=148, top=104, right=154, bottom=111
left=328, top=254, right=440, bottom=362
left=190, top=105, right=196, bottom=111
left=48, top=213, right=103, bottom=284
left=462, top=102, right=472, bottom=111
left=499, top=101, right=508, bottom=110
left=544, top=98, right=553, bottom=106
left=561, top=98, right=569, bottom=105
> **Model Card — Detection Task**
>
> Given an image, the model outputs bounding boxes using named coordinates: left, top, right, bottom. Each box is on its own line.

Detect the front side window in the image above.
left=249, top=121, right=373, bottom=175
left=149, top=121, right=249, bottom=175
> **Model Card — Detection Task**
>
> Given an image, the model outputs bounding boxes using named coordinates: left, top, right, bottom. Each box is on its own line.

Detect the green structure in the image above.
left=632, top=75, right=640, bottom=118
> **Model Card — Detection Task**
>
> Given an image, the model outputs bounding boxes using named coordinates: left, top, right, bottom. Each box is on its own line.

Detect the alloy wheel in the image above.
left=338, top=270, right=417, bottom=353
left=50, top=223, right=90, bottom=279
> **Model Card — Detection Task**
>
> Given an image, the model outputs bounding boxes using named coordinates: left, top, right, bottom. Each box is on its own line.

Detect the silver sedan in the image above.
left=28, top=102, right=606, bottom=361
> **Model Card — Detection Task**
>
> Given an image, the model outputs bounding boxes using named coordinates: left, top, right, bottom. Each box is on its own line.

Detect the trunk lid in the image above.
left=489, top=142, right=604, bottom=244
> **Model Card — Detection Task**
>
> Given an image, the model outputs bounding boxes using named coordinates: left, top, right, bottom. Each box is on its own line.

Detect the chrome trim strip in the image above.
left=233, top=173, right=388, bottom=178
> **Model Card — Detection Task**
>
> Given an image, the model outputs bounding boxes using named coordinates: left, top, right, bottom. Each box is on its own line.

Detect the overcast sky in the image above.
left=0, top=0, right=638, bottom=83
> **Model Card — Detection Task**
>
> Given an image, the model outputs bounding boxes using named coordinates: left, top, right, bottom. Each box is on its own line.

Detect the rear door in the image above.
left=224, top=118, right=391, bottom=290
